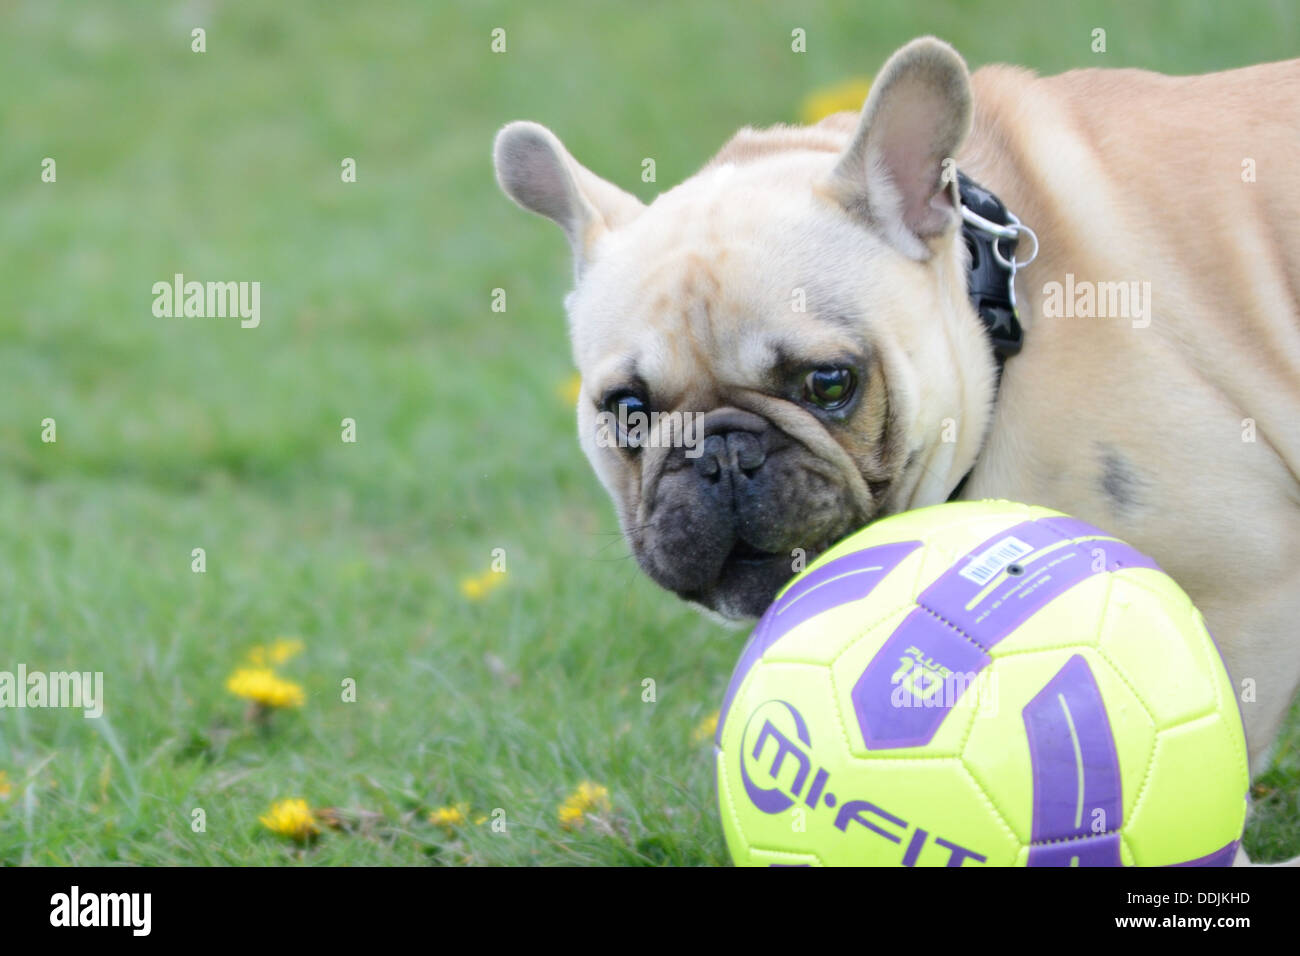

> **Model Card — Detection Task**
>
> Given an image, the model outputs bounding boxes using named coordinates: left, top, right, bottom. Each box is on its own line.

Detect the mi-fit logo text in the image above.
left=738, top=699, right=986, bottom=866
left=50, top=886, right=151, bottom=936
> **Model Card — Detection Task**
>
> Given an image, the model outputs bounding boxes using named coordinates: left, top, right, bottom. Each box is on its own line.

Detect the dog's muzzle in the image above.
left=631, top=407, right=856, bottom=619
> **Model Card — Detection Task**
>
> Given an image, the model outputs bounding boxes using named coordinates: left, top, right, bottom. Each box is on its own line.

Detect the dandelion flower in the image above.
left=0, top=771, right=10, bottom=801
left=260, top=798, right=319, bottom=841
left=245, top=637, right=305, bottom=666
left=558, top=780, right=611, bottom=830
left=267, top=637, right=305, bottom=664
left=558, top=804, right=584, bottom=829
left=799, top=76, right=873, bottom=125
left=557, top=372, right=583, bottom=405
left=226, top=667, right=305, bottom=709
left=691, top=710, right=720, bottom=745
left=459, top=569, right=505, bottom=601
left=428, top=803, right=470, bottom=828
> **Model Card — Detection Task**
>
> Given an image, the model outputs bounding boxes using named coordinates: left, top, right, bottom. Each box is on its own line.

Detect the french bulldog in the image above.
left=494, top=37, right=1300, bottom=862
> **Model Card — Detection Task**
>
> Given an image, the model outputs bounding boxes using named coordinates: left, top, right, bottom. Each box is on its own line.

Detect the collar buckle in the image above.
left=957, top=173, right=1039, bottom=362
left=948, top=173, right=1040, bottom=503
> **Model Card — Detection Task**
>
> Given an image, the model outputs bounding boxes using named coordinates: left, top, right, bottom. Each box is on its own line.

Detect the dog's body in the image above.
left=943, top=59, right=1300, bottom=778
left=495, top=40, right=1300, bottom=860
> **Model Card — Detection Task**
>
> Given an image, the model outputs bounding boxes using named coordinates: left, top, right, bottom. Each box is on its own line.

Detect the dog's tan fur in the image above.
left=495, top=38, right=1300, bottom=862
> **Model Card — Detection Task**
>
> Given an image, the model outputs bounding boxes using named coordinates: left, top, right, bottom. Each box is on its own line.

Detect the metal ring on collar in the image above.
left=993, top=216, right=1040, bottom=271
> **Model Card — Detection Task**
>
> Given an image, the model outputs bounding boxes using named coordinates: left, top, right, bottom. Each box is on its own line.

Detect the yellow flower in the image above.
left=428, top=803, right=470, bottom=828
left=557, top=372, right=583, bottom=406
left=245, top=637, right=305, bottom=666
left=0, top=771, right=11, bottom=801
left=799, top=76, right=873, bottom=124
left=558, top=780, right=611, bottom=830
left=558, top=804, right=585, bottom=828
left=459, top=569, right=505, bottom=601
left=267, top=637, right=305, bottom=664
left=260, top=798, right=319, bottom=841
left=226, top=667, right=305, bottom=709
left=691, top=710, right=720, bottom=744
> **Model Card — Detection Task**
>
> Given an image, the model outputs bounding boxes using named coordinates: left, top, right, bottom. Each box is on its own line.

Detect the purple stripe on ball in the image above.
left=1169, top=840, right=1239, bottom=867
left=771, top=540, right=924, bottom=636
left=1027, top=832, right=1123, bottom=867
left=848, top=517, right=1157, bottom=752
left=918, top=522, right=1159, bottom=651
left=715, top=541, right=921, bottom=746
left=850, top=608, right=991, bottom=750
left=1023, top=654, right=1123, bottom=851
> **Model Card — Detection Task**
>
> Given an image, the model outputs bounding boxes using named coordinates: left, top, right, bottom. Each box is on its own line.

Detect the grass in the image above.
left=0, top=0, right=1296, bottom=865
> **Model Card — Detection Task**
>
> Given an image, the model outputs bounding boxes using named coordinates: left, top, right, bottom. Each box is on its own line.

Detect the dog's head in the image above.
left=494, top=37, right=998, bottom=619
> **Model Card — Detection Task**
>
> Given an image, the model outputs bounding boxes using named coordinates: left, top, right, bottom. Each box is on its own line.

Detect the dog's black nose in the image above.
left=729, top=431, right=765, bottom=473
left=694, top=430, right=766, bottom=481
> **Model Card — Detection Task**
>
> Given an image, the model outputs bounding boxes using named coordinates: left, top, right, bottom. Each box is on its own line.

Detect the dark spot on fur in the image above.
left=1098, top=444, right=1143, bottom=514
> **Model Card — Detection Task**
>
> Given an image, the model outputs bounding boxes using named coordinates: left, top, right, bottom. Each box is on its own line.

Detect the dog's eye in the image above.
left=601, top=389, right=649, bottom=450
left=803, top=368, right=857, bottom=410
left=602, top=389, right=646, bottom=418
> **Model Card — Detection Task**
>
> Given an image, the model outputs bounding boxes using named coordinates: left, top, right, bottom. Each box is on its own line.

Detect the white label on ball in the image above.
left=958, top=536, right=1034, bottom=586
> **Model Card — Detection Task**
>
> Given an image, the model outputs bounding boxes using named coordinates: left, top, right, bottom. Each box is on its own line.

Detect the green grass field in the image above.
left=0, top=0, right=1296, bottom=865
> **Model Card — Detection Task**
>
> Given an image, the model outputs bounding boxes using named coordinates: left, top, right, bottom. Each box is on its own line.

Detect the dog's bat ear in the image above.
left=494, top=121, right=645, bottom=280
left=825, top=36, right=973, bottom=260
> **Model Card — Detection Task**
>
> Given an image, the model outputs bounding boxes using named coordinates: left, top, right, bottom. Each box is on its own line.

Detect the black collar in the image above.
left=947, top=172, right=1038, bottom=501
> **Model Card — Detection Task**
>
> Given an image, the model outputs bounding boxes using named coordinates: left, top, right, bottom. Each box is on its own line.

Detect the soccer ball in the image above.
left=715, top=500, right=1248, bottom=867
